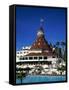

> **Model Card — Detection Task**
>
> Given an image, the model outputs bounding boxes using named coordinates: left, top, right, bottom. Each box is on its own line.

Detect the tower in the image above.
left=37, top=18, right=44, bottom=37
left=30, top=18, right=52, bottom=52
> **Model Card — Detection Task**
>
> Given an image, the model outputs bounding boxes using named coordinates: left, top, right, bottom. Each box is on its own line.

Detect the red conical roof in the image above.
left=30, top=27, right=52, bottom=51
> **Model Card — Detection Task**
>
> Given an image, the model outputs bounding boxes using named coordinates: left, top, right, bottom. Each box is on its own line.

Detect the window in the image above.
left=39, top=56, right=42, bottom=59
left=17, top=52, right=19, bottom=54
left=52, top=56, right=55, bottom=58
left=22, top=57, right=24, bottom=60
left=20, top=57, right=23, bottom=60
left=34, top=57, right=37, bottom=59
left=20, top=57, right=28, bottom=60
left=25, top=57, right=28, bottom=60
left=29, top=57, right=33, bottom=59
left=20, top=52, right=22, bottom=54
left=44, top=56, right=47, bottom=59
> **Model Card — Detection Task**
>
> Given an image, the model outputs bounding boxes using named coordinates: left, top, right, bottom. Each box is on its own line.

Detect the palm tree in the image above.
left=61, top=42, right=65, bottom=48
left=16, top=68, right=27, bottom=84
left=59, top=48, right=62, bottom=58
left=61, top=42, right=66, bottom=58
left=64, top=49, right=66, bottom=62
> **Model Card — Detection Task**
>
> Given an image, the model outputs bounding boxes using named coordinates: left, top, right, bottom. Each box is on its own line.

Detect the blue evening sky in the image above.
left=16, top=6, right=66, bottom=51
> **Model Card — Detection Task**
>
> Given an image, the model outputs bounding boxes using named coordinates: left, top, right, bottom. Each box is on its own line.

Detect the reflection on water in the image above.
left=16, top=75, right=66, bottom=84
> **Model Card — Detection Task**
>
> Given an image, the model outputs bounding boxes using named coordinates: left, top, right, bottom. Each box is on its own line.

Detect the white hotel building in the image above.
left=16, top=23, right=65, bottom=75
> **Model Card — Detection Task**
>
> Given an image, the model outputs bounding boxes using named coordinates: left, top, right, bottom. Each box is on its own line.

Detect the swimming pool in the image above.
left=16, top=75, right=66, bottom=84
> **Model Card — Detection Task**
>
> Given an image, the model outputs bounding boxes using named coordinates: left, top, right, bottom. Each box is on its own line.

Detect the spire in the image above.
left=30, top=18, right=52, bottom=51
left=37, top=28, right=44, bottom=37
left=40, top=18, right=44, bottom=27
left=37, top=18, right=44, bottom=37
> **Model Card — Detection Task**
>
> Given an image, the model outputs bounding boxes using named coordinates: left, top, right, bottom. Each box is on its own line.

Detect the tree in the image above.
left=56, top=42, right=60, bottom=47
left=16, top=68, right=27, bottom=84
left=63, top=48, right=66, bottom=62
left=56, top=42, right=60, bottom=58
left=61, top=42, right=66, bottom=58
left=61, top=42, right=66, bottom=49
left=59, top=48, right=62, bottom=58
left=57, top=65, right=66, bottom=75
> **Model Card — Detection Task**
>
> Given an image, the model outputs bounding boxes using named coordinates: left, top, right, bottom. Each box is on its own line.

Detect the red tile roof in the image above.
left=30, top=36, right=52, bottom=51
left=25, top=27, right=56, bottom=57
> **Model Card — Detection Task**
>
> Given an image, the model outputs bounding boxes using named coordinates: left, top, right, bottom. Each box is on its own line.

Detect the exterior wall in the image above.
left=16, top=47, right=58, bottom=69
left=28, top=50, right=42, bottom=53
left=16, top=49, right=51, bottom=57
left=16, top=50, right=30, bottom=56
left=16, top=46, right=31, bottom=57
left=16, top=56, right=58, bottom=62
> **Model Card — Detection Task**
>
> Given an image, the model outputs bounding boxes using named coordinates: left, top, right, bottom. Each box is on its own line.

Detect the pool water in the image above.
left=16, top=75, right=66, bottom=84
